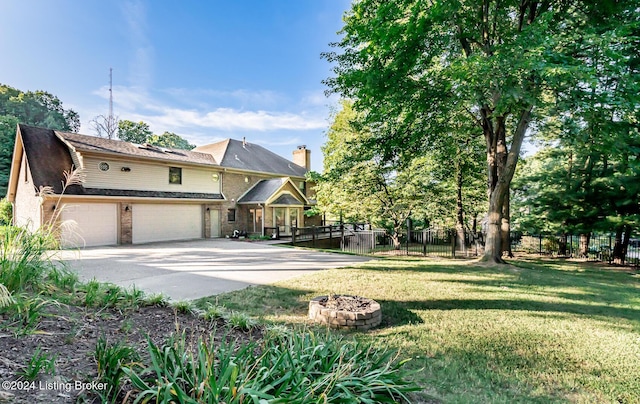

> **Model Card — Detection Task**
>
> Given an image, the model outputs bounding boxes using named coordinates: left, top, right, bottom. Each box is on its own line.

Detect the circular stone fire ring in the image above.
left=308, top=295, right=382, bottom=330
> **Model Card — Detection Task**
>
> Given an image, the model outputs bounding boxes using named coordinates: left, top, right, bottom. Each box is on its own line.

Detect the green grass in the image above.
left=197, top=257, right=640, bottom=403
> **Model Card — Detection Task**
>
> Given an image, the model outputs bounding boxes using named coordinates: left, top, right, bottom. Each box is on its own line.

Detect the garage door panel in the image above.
left=60, top=203, right=118, bottom=248
left=133, top=204, right=202, bottom=244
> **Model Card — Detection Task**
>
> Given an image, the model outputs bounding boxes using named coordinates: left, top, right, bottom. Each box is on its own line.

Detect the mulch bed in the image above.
left=319, top=295, right=374, bottom=312
left=0, top=304, right=262, bottom=403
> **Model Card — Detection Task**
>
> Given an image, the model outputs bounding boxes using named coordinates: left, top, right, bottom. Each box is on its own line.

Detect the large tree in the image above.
left=117, top=120, right=153, bottom=144
left=315, top=100, right=484, bottom=247
left=324, top=0, right=636, bottom=263
left=147, top=131, right=196, bottom=150
left=315, top=105, right=432, bottom=247
left=0, top=84, right=80, bottom=196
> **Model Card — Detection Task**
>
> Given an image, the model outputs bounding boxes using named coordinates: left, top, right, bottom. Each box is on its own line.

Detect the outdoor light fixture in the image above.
left=125, top=206, right=130, bottom=212
left=121, top=167, right=131, bottom=172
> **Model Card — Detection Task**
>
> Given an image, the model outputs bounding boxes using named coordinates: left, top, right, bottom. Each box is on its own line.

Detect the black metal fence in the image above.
left=290, top=225, right=481, bottom=258
left=511, top=233, right=640, bottom=268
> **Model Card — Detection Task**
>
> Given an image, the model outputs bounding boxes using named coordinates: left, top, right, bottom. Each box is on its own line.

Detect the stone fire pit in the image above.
left=308, top=295, right=382, bottom=330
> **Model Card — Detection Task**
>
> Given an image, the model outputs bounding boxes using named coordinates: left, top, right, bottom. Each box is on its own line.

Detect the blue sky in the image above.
left=0, top=0, right=351, bottom=171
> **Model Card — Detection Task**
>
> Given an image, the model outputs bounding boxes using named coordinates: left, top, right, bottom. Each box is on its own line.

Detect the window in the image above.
left=169, top=167, right=182, bottom=184
left=227, top=208, right=236, bottom=222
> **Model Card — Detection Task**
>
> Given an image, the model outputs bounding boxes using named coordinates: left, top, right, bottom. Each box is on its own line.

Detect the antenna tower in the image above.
left=109, top=67, right=114, bottom=120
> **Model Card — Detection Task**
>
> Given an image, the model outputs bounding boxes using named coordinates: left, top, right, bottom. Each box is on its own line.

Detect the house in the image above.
left=6, top=124, right=320, bottom=248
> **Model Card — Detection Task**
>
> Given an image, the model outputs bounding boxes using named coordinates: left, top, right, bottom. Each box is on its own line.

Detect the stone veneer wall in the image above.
left=308, top=296, right=382, bottom=331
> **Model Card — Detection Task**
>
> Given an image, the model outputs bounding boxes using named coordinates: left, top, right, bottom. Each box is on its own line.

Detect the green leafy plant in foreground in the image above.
left=94, top=336, right=139, bottom=403
left=18, top=346, right=57, bottom=381
left=0, top=226, right=56, bottom=294
left=123, top=328, right=418, bottom=403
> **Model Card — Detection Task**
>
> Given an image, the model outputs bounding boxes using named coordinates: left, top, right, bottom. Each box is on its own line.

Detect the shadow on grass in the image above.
left=197, top=257, right=638, bottom=328
left=359, top=257, right=639, bottom=316
left=387, top=298, right=640, bottom=322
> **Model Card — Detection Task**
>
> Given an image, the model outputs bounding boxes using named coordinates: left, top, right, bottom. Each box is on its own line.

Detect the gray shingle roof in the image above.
left=57, top=131, right=217, bottom=166
left=19, top=125, right=79, bottom=194
left=271, top=194, right=303, bottom=206
left=78, top=188, right=223, bottom=200
left=196, top=139, right=307, bottom=177
left=237, top=179, right=286, bottom=203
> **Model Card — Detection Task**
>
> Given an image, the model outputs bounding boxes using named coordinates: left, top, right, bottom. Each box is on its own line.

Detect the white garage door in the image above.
left=133, top=204, right=202, bottom=244
left=60, top=203, right=118, bottom=248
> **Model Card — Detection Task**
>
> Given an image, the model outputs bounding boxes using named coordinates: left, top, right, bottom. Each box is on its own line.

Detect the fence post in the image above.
left=406, top=219, right=411, bottom=255
left=451, top=229, right=456, bottom=258
left=570, top=234, right=573, bottom=258
left=539, top=235, right=543, bottom=255
left=312, top=226, right=316, bottom=247
left=609, top=235, right=612, bottom=264
left=422, top=229, right=427, bottom=256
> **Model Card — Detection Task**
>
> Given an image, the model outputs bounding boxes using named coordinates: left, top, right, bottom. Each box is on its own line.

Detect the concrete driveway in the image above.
left=55, top=239, right=371, bottom=300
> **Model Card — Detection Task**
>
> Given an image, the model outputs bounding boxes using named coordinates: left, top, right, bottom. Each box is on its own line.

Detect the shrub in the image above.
left=18, top=346, right=56, bottom=381
left=1, top=294, right=54, bottom=335
left=201, top=303, right=227, bottom=321
left=0, top=226, right=56, bottom=294
left=94, top=336, right=139, bottom=402
left=227, top=311, right=256, bottom=330
left=142, top=292, right=169, bottom=307
left=170, top=299, right=196, bottom=314
left=123, top=328, right=418, bottom=402
left=0, top=199, right=11, bottom=225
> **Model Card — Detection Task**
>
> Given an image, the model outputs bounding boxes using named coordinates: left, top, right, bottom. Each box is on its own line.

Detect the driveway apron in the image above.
left=55, top=239, right=371, bottom=300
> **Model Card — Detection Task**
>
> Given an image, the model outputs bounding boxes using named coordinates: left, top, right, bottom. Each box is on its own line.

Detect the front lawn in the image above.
left=197, top=257, right=640, bottom=403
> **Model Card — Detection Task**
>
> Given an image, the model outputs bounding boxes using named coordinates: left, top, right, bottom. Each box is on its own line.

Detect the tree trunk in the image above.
left=613, top=225, right=624, bottom=264
left=579, top=233, right=591, bottom=258
left=391, top=234, right=401, bottom=250
left=456, top=163, right=466, bottom=251
left=481, top=106, right=533, bottom=263
left=501, top=189, right=513, bottom=257
left=558, top=234, right=568, bottom=256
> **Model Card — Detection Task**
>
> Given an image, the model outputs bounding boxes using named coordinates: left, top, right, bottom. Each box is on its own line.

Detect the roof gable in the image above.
left=11, top=125, right=78, bottom=196
left=195, top=139, right=307, bottom=177
left=237, top=177, right=308, bottom=205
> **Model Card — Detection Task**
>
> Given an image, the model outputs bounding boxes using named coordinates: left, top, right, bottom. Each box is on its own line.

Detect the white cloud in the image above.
left=83, top=85, right=328, bottom=136
left=153, top=107, right=326, bottom=131
left=163, top=88, right=287, bottom=108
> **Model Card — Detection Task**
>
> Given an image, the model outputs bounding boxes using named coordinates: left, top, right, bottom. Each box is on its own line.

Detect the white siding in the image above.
left=132, top=204, right=203, bottom=243
left=60, top=203, right=118, bottom=248
left=82, top=157, right=221, bottom=194
left=14, top=157, right=41, bottom=232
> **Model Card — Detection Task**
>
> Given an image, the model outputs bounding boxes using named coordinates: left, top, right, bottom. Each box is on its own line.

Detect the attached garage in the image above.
left=132, top=204, right=203, bottom=244
left=60, top=203, right=118, bottom=248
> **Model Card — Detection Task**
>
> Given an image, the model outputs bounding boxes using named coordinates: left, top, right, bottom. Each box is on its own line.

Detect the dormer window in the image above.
left=169, top=167, right=182, bottom=184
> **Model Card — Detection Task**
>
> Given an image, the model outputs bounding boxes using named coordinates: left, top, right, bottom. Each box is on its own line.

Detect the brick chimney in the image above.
left=292, top=145, right=311, bottom=171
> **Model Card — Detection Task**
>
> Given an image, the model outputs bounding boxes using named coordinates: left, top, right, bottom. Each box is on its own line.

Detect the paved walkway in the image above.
left=55, top=239, right=371, bottom=300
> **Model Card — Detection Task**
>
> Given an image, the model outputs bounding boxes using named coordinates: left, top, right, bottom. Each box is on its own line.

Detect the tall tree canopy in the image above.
left=324, top=0, right=638, bottom=262
left=314, top=101, right=433, bottom=246
left=117, top=120, right=195, bottom=150
left=118, top=120, right=153, bottom=144
left=147, top=131, right=196, bottom=150
left=0, top=84, right=80, bottom=196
